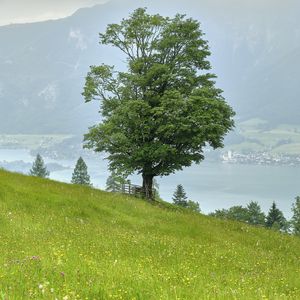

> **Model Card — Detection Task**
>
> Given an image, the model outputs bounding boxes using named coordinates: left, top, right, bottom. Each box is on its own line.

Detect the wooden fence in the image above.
left=121, top=183, right=155, bottom=199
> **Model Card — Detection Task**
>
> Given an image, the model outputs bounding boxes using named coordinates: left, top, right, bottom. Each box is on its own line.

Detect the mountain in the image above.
left=1, top=168, right=300, bottom=298
left=0, top=0, right=299, bottom=134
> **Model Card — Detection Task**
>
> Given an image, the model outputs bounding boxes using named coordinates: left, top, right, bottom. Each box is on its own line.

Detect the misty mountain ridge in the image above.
left=0, top=0, right=299, bottom=134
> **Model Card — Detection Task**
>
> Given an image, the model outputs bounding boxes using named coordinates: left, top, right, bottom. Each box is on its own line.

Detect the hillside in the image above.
left=0, top=170, right=300, bottom=299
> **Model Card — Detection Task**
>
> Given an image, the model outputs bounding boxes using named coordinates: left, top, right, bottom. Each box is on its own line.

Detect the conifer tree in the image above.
left=246, top=201, right=265, bottom=225
left=105, top=171, right=127, bottom=192
left=71, top=157, right=91, bottom=186
left=172, top=184, right=188, bottom=207
left=29, top=154, right=49, bottom=178
left=266, top=202, right=287, bottom=231
left=291, top=196, right=300, bottom=235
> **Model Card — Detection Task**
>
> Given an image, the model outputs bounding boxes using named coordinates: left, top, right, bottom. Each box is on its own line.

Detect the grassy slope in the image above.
left=0, top=170, right=300, bottom=299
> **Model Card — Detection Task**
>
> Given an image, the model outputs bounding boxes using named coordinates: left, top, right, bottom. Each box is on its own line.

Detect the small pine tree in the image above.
left=291, top=196, right=300, bottom=235
left=29, top=154, right=49, bottom=178
left=105, top=171, right=127, bottom=192
left=266, top=202, right=287, bottom=231
left=246, top=201, right=265, bottom=225
left=71, top=157, right=91, bottom=186
left=172, top=184, right=188, bottom=207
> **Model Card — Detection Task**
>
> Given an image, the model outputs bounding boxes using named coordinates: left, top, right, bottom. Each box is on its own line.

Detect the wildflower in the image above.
left=31, top=256, right=40, bottom=261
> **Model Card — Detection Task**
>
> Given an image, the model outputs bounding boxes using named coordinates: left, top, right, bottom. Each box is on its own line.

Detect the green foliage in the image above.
left=246, top=201, right=266, bottom=226
left=71, top=157, right=91, bottom=186
left=210, top=201, right=265, bottom=226
left=172, top=184, right=188, bottom=207
left=83, top=8, right=235, bottom=198
left=291, top=196, right=300, bottom=235
left=266, top=202, right=288, bottom=231
left=186, top=200, right=201, bottom=213
left=171, top=185, right=200, bottom=212
left=211, top=206, right=249, bottom=223
left=1, top=169, right=300, bottom=299
left=105, top=171, right=129, bottom=192
left=29, top=154, right=49, bottom=178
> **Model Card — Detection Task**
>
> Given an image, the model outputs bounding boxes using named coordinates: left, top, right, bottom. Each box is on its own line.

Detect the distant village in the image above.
left=222, top=150, right=300, bottom=166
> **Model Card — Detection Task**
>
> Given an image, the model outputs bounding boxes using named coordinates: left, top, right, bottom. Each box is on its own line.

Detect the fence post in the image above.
left=119, top=184, right=145, bottom=198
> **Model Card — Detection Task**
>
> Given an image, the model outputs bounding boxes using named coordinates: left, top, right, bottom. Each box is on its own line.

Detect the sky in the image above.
left=0, top=0, right=108, bottom=26
left=1, top=0, right=297, bottom=27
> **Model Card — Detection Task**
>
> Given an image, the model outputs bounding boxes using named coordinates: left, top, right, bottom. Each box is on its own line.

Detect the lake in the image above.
left=0, top=148, right=299, bottom=218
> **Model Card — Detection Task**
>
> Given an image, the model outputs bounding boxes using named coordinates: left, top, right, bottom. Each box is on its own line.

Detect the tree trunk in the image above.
left=142, top=174, right=154, bottom=200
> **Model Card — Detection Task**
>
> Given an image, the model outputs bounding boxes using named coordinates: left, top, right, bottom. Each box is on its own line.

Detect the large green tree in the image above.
left=83, top=8, right=235, bottom=199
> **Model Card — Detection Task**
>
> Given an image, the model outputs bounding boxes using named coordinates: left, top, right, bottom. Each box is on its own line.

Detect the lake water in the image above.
left=1, top=148, right=299, bottom=218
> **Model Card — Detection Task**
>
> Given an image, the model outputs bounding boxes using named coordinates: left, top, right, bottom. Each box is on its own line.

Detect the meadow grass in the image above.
left=1, top=170, right=300, bottom=299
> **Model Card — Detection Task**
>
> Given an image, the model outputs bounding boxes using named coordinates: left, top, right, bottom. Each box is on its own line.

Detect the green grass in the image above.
left=1, top=170, right=300, bottom=299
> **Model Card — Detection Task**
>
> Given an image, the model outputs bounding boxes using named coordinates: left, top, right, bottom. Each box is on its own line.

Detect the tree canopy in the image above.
left=210, top=202, right=265, bottom=226
left=83, top=8, right=235, bottom=199
left=266, top=202, right=288, bottom=231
